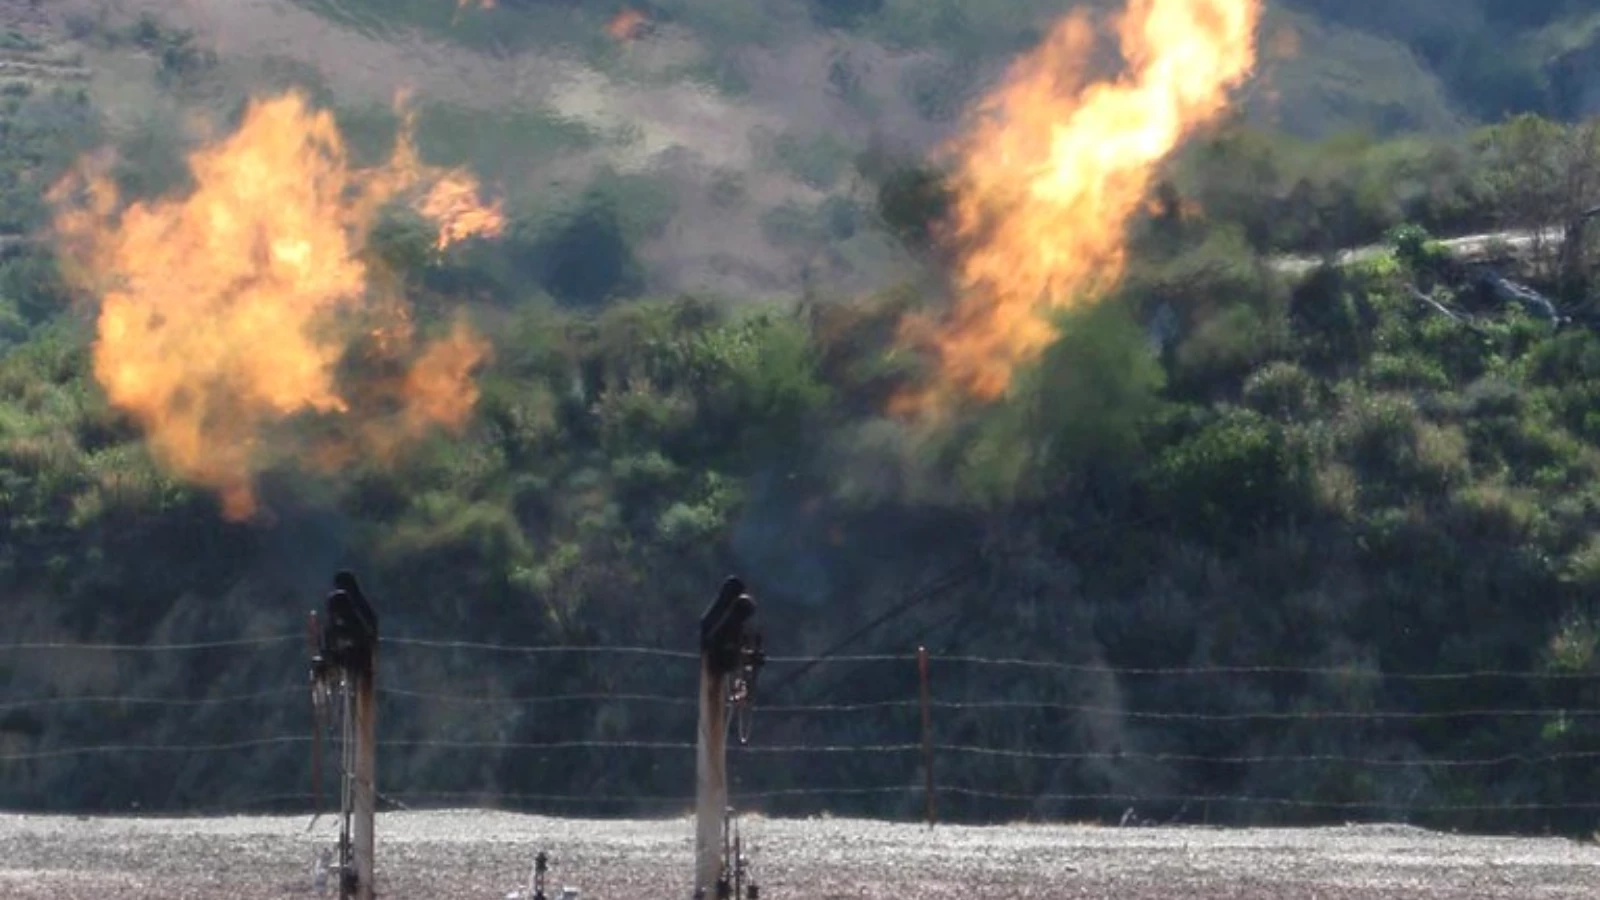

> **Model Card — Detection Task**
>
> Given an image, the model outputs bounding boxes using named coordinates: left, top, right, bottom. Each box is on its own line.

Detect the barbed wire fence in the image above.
left=1, top=632, right=1598, bottom=832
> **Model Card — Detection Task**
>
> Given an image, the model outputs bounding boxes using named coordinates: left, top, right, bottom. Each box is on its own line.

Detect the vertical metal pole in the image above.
left=317, top=572, right=379, bottom=900
left=340, top=680, right=355, bottom=900
left=352, top=648, right=377, bottom=900
left=918, top=645, right=936, bottom=830
left=696, top=577, right=755, bottom=897
left=695, top=652, right=729, bottom=895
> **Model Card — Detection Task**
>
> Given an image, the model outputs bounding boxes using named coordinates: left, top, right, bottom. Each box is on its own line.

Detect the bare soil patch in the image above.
left=1, top=811, right=1597, bottom=899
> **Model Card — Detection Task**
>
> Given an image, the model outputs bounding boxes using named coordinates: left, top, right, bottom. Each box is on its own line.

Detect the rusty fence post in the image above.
left=696, top=577, right=757, bottom=896
left=310, top=571, right=379, bottom=900
left=351, top=640, right=377, bottom=900
left=918, top=645, right=936, bottom=829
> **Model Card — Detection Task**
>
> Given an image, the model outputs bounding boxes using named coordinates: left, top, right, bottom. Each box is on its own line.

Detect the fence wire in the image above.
left=2, top=638, right=1596, bottom=823
left=0, top=634, right=301, bottom=652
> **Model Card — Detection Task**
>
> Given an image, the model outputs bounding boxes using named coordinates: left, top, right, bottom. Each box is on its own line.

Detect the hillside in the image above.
left=6, top=0, right=1600, bottom=836
left=15, top=0, right=1596, bottom=302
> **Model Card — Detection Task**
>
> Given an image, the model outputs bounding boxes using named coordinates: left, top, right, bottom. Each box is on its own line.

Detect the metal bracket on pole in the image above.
left=695, top=577, right=764, bottom=898
left=309, top=571, right=380, bottom=900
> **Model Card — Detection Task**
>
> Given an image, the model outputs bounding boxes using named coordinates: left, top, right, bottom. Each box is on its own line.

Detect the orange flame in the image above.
left=404, top=322, right=493, bottom=432
left=378, top=98, right=506, bottom=250
left=895, top=0, right=1261, bottom=415
left=420, top=173, right=507, bottom=249
left=49, top=90, right=504, bottom=520
left=606, top=8, right=649, bottom=42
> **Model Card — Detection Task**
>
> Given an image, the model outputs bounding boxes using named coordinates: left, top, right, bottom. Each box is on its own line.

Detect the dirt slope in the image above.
left=48, top=0, right=556, bottom=108
left=9, top=0, right=910, bottom=300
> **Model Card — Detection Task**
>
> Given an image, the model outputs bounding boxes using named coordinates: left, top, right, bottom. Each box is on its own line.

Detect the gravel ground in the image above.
left=1, top=810, right=1598, bottom=899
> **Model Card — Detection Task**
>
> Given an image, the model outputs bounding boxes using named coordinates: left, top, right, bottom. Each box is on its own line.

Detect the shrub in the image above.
left=531, top=192, right=646, bottom=306
left=1150, top=408, right=1314, bottom=543
left=808, top=0, right=885, bottom=27
left=874, top=163, right=952, bottom=250
left=1243, top=362, right=1321, bottom=418
left=1174, top=303, right=1289, bottom=395
left=1288, top=267, right=1373, bottom=372
left=681, top=312, right=830, bottom=456
left=1365, top=351, right=1450, bottom=390
left=766, top=130, right=854, bottom=191
left=991, top=300, right=1168, bottom=495
left=592, top=380, right=697, bottom=455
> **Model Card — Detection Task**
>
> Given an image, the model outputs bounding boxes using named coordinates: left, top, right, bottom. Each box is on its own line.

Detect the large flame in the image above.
left=895, top=0, right=1261, bottom=415
left=50, top=91, right=504, bottom=520
left=606, top=9, right=650, bottom=42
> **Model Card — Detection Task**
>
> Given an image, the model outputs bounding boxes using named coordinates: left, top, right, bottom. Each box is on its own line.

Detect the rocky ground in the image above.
left=0, top=810, right=1598, bottom=899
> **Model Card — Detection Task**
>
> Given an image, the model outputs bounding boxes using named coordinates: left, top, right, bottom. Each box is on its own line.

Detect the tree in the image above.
left=1476, top=115, right=1600, bottom=296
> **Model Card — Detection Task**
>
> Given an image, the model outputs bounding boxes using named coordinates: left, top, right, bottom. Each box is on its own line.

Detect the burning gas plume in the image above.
left=606, top=9, right=650, bottom=42
left=895, top=0, right=1261, bottom=415
left=50, top=91, right=504, bottom=521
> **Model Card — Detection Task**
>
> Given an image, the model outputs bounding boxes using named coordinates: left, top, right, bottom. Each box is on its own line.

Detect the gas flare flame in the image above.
left=606, top=8, right=649, bottom=42
left=420, top=173, right=507, bottom=249
left=895, top=0, right=1261, bottom=415
left=50, top=91, right=504, bottom=521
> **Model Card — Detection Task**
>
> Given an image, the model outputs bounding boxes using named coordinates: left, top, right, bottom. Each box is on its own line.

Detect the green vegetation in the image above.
left=10, top=0, right=1600, bottom=834
left=5, top=96, right=1600, bottom=830
left=279, top=0, right=1600, bottom=135
left=1294, top=0, right=1595, bottom=119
